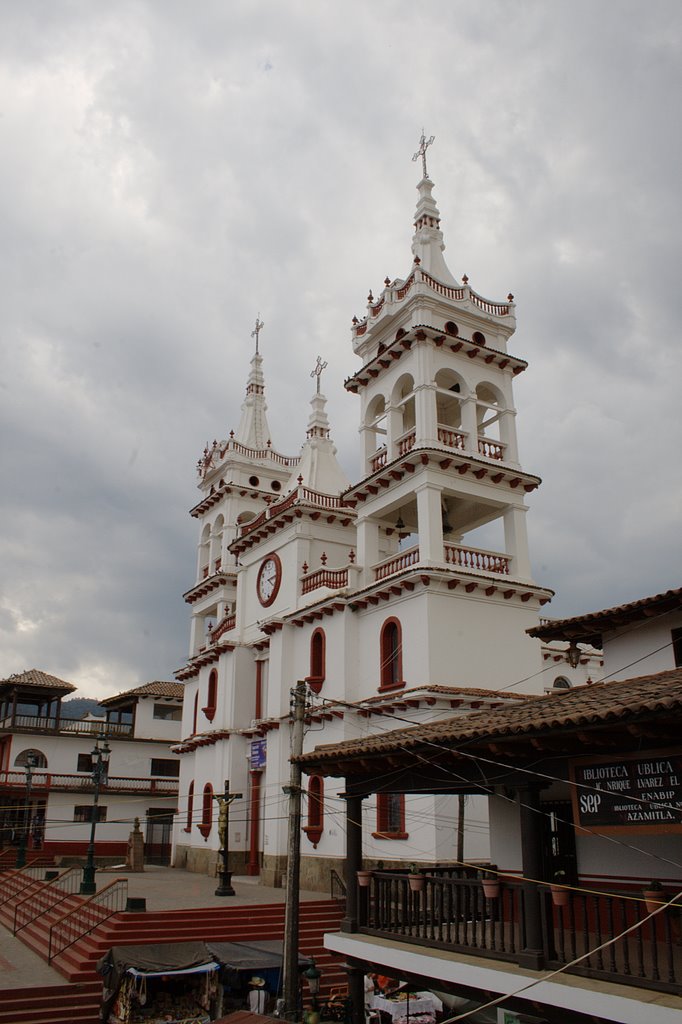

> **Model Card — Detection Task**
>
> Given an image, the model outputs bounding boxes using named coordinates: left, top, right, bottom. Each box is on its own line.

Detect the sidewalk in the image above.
left=0, top=865, right=329, bottom=990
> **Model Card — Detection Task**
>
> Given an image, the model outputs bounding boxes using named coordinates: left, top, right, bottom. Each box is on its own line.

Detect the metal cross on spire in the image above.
left=251, top=314, right=264, bottom=354
left=310, top=355, right=328, bottom=394
left=412, top=129, right=435, bottom=179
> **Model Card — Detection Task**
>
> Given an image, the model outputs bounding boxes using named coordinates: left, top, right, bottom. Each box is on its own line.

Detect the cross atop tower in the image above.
left=412, top=129, right=435, bottom=180
left=310, top=355, right=328, bottom=394
left=251, top=314, right=265, bottom=354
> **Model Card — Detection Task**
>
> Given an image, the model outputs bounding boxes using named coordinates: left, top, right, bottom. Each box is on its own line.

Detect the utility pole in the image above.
left=282, top=681, right=307, bottom=1019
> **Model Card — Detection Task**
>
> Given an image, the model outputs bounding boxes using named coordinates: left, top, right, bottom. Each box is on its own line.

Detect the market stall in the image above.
left=97, top=940, right=314, bottom=1023
left=97, top=942, right=223, bottom=1024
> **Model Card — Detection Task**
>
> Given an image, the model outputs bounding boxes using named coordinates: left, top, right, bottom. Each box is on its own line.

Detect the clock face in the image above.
left=257, top=554, right=282, bottom=607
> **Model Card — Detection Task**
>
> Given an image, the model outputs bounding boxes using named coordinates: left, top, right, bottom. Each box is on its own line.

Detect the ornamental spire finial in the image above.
left=412, top=129, right=435, bottom=180
left=310, top=355, right=328, bottom=394
left=251, top=314, right=264, bottom=354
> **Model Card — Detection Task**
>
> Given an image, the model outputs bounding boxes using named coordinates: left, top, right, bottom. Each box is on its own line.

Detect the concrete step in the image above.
left=0, top=981, right=100, bottom=1024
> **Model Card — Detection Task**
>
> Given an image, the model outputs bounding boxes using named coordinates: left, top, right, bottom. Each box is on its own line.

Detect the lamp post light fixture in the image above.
left=304, top=958, right=322, bottom=1022
left=15, top=751, right=38, bottom=869
left=566, top=641, right=582, bottom=669
left=79, top=735, right=111, bottom=895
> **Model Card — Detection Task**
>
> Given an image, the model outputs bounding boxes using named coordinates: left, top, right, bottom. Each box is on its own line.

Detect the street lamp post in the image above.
left=304, top=958, right=322, bottom=1022
left=15, top=751, right=38, bottom=869
left=79, top=735, right=111, bottom=895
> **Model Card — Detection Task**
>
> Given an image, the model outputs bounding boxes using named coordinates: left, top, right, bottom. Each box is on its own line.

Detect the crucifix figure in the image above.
left=412, top=129, right=435, bottom=179
left=251, top=315, right=264, bottom=354
left=213, top=780, right=243, bottom=896
left=310, top=355, right=328, bottom=394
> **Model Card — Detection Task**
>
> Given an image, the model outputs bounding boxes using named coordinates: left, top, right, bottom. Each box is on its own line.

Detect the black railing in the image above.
left=356, top=872, right=681, bottom=994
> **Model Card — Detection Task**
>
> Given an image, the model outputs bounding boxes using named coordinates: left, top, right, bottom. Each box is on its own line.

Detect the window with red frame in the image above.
left=307, top=628, right=326, bottom=693
left=184, top=781, right=194, bottom=833
left=303, top=775, right=324, bottom=848
left=203, top=670, right=217, bottom=722
left=373, top=793, right=408, bottom=839
left=380, top=618, right=403, bottom=690
left=192, top=692, right=198, bottom=734
left=198, top=783, right=213, bottom=839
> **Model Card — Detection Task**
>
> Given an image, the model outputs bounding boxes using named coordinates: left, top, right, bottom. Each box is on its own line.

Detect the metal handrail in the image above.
left=13, top=866, right=82, bottom=933
left=330, top=868, right=347, bottom=901
left=48, top=877, right=128, bottom=962
left=0, top=862, right=48, bottom=905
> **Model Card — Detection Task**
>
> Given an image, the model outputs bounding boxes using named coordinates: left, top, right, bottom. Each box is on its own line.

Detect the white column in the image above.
left=387, top=403, right=402, bottom=460
left=415, top=383, right=438, bottom=445
left=500, top=408, right=519, bottom=464
left=460, top=395, right=478, bottom=455
left=416, top=482, right=444, bottom=565
left=356, top=518, right=380, bottom=585
left=504, top=504, right=531, bottom=579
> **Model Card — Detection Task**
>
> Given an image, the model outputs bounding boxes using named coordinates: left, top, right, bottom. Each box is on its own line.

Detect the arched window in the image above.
left=203, top=670, right=217, bottom=722
left=184, top=781, right=194, bottom=833
left=380, top=618, right=403, bottom=690
left=14, top=748, right=47, bottom=769
left=307, top=628, right=326, bottom=693
left=198, top=783, right=213, bottom=839
left=553, top=676, right=572, bottom=690
left=303, top=775, right=324, bottom=848
left=373, top=793, right=408, bottom=839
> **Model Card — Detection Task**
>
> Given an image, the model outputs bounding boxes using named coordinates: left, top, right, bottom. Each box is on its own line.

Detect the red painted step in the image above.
left=0, top=981, right=100, bottom=1024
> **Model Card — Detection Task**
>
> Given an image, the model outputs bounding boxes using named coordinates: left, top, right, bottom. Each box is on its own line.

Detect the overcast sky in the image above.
left=1, top=1, right=680, bottom=701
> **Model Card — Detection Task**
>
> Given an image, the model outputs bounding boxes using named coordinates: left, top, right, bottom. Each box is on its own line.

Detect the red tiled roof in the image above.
left=0, top=669, right=76, bottom=694
left=99, top=681, right=184, bottom=706
left=296, top=668, right=682, bottom=772
left=528, top=587, right=682, bottom=645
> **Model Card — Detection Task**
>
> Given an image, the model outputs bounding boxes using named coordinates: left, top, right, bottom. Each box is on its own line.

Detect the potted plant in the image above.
left=408, top=863, right=425, bottom=892
left=357, top=869, right=372, bottom=887
left=481, top=868, right=500, bottom=899
left=550, top=870, right=570, bottom=908
left=643, top=880, right=665, bottom=914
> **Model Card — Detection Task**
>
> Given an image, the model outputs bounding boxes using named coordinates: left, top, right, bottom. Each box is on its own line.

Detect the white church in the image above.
left=171, top=139, right=593, bottom=889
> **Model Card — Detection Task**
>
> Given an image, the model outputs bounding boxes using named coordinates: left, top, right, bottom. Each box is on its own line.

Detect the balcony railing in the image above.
left=0, top=714, right=132, bottom=737
left=358, top=872, right=681, bottom=995
left=373, top=543, right=510, bottom=582
left=302, top=568, right=349, bottom=595
left=0, top=770, right=178, bottom=795
left=444, top=543, right=511, bottom=575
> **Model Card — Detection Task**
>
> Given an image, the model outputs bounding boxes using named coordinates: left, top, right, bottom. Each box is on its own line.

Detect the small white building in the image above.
left=0, top=671, right=182, bottom=864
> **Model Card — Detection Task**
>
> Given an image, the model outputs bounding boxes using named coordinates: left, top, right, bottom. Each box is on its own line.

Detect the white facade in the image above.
left=173, top=158, right=556, bottom=888
left=0, top=673, right=182, bottom=862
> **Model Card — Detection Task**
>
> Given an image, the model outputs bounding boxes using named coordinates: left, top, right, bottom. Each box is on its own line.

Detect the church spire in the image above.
left=235, top=316, right=272, bottom=449
left=286, top=356, right=349, bottom=496
left=410, top=132, right=458, bottom=286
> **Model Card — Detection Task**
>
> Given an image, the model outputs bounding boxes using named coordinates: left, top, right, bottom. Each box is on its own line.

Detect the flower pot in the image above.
left=550, top=884, right=569, bottom=908
left=357, top=870, right=372, bottom=888
left=408, top=873, right=425, bottom=892
left=643, top=889, right=663, bottom=914
left=481, top=879, right=500, bottom=899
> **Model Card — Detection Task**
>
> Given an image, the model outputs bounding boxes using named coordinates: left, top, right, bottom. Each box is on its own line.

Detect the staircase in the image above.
left=0, top=873, right=347, bottom=1024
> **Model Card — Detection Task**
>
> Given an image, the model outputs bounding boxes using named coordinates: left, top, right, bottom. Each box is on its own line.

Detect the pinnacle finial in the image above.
left=412, top=129, right=435, bottom=179
left=310, top=355, right=328, bottom=394
left=251, top=314, right=264, bottom=354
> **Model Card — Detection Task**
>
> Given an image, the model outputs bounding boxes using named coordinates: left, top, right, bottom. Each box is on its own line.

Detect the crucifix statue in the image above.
left=310, top=355, right=328, bottom=394
left=412, top=129, right=435, bottom=179
left=251, top=315, right=264, bottom=354
left=213, top=780, right=243, bottom=896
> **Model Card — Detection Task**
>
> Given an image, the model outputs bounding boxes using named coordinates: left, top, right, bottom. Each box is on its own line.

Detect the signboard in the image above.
left=570, top=749, right=682, bottom=835
left=250, top=739, right=267, bottom=769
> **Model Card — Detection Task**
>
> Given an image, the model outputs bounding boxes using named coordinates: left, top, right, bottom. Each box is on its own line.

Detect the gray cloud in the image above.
left=1, top=0, right=680, bottom=697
